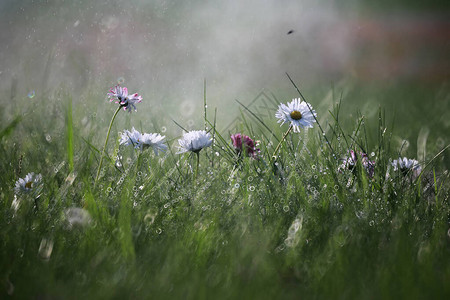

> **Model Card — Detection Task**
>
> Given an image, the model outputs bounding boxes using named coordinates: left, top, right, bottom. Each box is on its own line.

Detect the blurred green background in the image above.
left=0, top=0, right=448, bottom=151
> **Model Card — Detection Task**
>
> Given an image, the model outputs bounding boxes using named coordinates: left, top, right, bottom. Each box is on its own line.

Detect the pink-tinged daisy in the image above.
left=340, top=150, right=375, bottom=178
left=231, top=133, right=259, bottom=158
left=14, top=172, right=43, bottom=195
left=275, top=98, right=316, bottom=133
left=177, top=130, right=212, bottom=154
left=107, top=85, right=142, bottom=113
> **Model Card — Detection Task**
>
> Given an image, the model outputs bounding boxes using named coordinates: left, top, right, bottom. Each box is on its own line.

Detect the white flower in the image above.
left=107, top=85, right=142, bottom=113
left=119, top=127, right=167, bottom=155
left=392, top=157, right=422, bottom=177
left=140, top=132, right=168, bottom=155
left=177, top=130, right=212, bottom=154
left=119, top=127, right=142, bottom=147
left=275, top=98, right=317, bottom=133
left=14, top=172, right=42, bottom=195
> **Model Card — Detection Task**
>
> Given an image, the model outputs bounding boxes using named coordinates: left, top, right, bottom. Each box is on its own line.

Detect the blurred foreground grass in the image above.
left=0, top=80, right=449, bottom=299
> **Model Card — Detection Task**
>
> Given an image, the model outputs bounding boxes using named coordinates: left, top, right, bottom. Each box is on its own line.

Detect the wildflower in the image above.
left=119, top=127, right=167, bottom=155
left=177, top=130, right=212, bottom=154
left=140, top=132, right=168, bottom=155
left=275, top=98, right=316, bottom=133
left=119, top=127, right=141, bottom=147
left=231, top=133, right=259, bottom=158
left=14, top=172, right=43, bottom=195
left=107, top=85, right=142, bottom=113
left=360, top=152, right=375, bottom=178
left=340, top=150, right=375, bottom=178
left=392, top=157, right=421, bottom=178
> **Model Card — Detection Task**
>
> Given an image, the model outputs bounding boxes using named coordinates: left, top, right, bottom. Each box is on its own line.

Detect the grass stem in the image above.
left=271, top=125, right=293, bottom=161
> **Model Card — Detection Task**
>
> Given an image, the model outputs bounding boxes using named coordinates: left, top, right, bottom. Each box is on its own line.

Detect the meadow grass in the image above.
left=0, top=80, right=449, bottom=299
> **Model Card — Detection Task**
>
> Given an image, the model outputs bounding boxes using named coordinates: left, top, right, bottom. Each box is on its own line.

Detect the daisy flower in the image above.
left=231, top=133, right=259, bottom=158
left=177, top=130, right=212, bottom=154
left=392, top=157, right=421, bottom=177
left=119, top=127, right=168, bottom=155
left=119, top=127, right=142, bottom=147
left=14, top=172, right=43, bottom=195
left=140, top=132, right=168, bottom=155
left=275, top=98, right=317, bottom=133
left=107, top=85, right=142, bottom=113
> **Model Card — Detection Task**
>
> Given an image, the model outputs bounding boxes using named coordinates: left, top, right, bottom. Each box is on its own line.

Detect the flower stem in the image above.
left=95, top=106, right=122, bottom=184
left=271, top=125, right=293, bottom=162
left=194, top=151, right=200, bottom=181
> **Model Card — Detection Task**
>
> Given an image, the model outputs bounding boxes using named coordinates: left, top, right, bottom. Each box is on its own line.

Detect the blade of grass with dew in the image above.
left=235, top=99, right=280, bottom=143
left=66, top=95, right=74, bottom=172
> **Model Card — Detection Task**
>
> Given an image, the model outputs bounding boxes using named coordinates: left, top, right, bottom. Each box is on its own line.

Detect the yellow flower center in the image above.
left=25, top=181, right=32, bottom=189
left=290, top=110, right=302, bottom=120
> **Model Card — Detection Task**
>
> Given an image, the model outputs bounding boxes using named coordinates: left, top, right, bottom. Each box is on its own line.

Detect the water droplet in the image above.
left=27, top=90, right=35, bottom=99
left=17, top=248, right=24, bottom=258
left=45, top=134, right=52, bottom=142
left=38, top=238, right=54, bottom=261
left=312, top=165, right=316, bottom=170
left=248, top=186, right=255, bottom=192
left=369, top=220, right=375, bottom=226
left=234, top=183, right=240, bottom=188
left=65, top=172, right=77, bottom=185
left=156, top=228, right=162, bottom=234
left=283, top=205, right=290, bottom=212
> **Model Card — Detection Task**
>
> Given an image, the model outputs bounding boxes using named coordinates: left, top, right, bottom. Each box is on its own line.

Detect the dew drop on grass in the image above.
left=369, top=220, right=375, bottom=226
left=283, top=206, right=290, bottom=212
left=38, top=238, right=54, bottom=261
left=45, top=134, right=52, bottom=142
left=17, top=248, right=24, bottom=258
left=248, top=186, right=255, bottom=192
left=65, top=172, right=77, bottom=185
left=156, top=228, right=162, bottom=234
left=161, top=126, right=167, bottom=133
left=27, top=90, right=35, bottom=98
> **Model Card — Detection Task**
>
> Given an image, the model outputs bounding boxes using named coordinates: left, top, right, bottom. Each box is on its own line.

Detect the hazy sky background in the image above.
left=0, top=0, right=448, bottom=127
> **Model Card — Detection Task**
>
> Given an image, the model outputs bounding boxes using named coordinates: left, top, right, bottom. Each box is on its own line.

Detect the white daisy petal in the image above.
left=275, top=98, right=317, bottom=132
left=14, top=172, right=43, bottom=195
left=392, top=157, right=421, bottom=178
